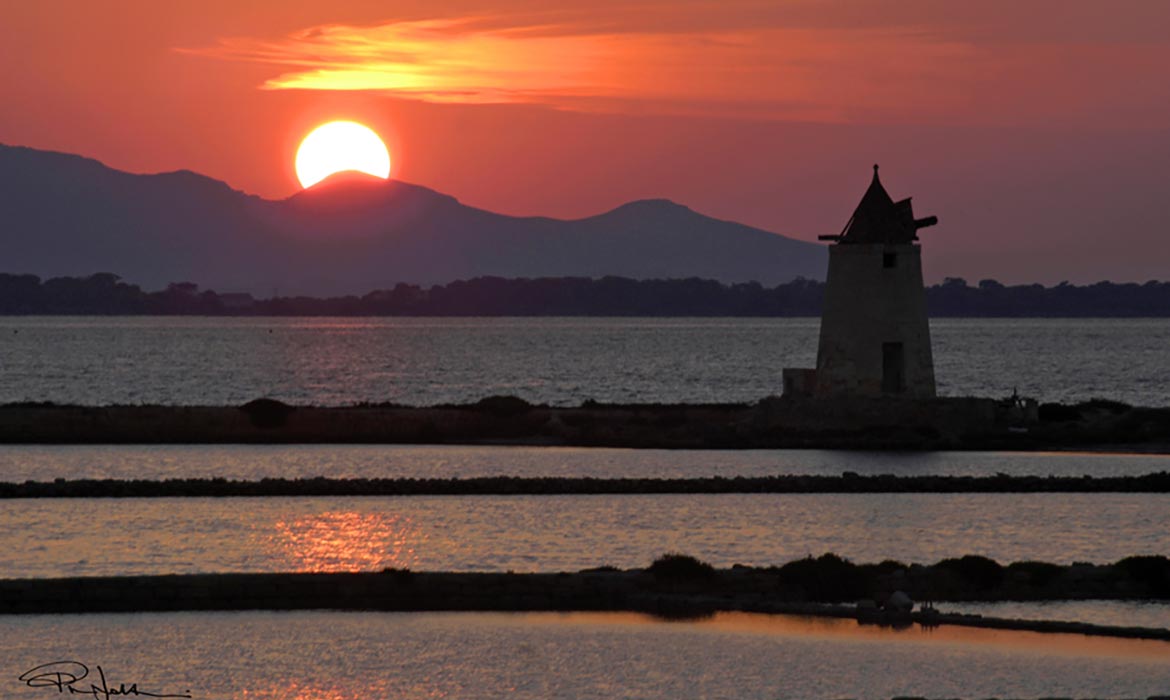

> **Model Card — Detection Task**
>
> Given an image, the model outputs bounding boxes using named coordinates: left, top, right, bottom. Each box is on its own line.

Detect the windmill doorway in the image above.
left=882, top=342, right=905, bottom=394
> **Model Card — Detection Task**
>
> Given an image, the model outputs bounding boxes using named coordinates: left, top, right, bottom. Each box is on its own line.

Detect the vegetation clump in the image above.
left=470, top=395, right=533, bottom=417
left=775, top=553, right=866, bottom=602
left=1080, top=398, right=1133, bottom=413
left=1116, top=408, right=1170, bottom=440
left=8, top=273, right=1170, bottom=316
left=1006, top=560, right=1064, bottom=587
left=1115, top=555, right=1170, bottom=595
left=238, top=398, right=295, bottom=428
left=935, top=555, right=1004, bottom=590
left=648, top=553, right=716, bottom=582
left=380, top=566, right=415, bottom=584
left=871, top=559, right=909, bottom=575
left=1038, top=403, right=1081, bottom=422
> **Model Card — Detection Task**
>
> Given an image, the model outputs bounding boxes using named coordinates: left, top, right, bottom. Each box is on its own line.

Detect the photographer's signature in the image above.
left=19, top=661, right=191, bottom=699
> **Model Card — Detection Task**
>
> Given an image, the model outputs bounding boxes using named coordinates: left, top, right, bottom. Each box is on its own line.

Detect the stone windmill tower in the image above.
left=784, top=165, right=938, bottom=398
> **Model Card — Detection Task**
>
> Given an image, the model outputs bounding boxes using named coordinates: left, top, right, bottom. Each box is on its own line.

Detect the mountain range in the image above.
left=0, top=144, right=826, bottom=295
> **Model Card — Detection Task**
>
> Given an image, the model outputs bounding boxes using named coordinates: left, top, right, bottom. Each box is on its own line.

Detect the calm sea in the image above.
left=2, top=611, right=1168, bottom=699
left=3, top=493, right=1166, bottom=578
left=2, top=316, right=1168, bottom=406
left=3, top=315, right=1168, bottom=697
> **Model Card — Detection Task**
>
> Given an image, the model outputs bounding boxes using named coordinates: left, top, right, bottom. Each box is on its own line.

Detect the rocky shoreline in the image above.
left=2, top=555, right=1168, bottom=641
left=1, top=396, right=1169, bottom=450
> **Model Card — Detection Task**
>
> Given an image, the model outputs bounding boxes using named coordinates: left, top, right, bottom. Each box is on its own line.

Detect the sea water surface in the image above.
left=2, top=611, right=1169, bottom=699
left=2, top=493, right=1165, bottom=578
left=939, top=599, right=1170, bottom=630
left=2, top=316, right=1167, bottom=406
left=4, top=315, right=1168, bottom=694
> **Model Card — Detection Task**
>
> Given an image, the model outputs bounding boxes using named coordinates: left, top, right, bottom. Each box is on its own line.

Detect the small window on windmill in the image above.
left=883, top=252, right=897, bottom=269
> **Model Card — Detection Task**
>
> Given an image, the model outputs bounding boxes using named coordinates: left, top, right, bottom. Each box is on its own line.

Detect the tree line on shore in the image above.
left=1, top=272, right=1169, bottom=316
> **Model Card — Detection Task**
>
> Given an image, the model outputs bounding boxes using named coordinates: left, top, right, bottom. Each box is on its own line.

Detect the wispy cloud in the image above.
left=180, top=14, right=975, bottom=122
left=180, top=4, right=1170, bottom=127
left=186, top=18, right=628, bottom=103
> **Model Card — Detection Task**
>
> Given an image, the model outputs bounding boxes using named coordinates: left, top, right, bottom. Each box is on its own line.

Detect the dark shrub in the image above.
left=239, top=398, right=295, bottom=428
left=1, top=400, right=59, bottom=408
left=776, top=553, right=865, bottom=602
left=381, top=567, right=415, bottom=584
left=1115, top=555, right=1170, bottom=595
left=935, top=555, right=1004, bottom=590
left=648, top=553, right=716, bottom=582
left=350, top=401, right=407, bottom=408
left=1079, top=398, right=1132, bottom=413
left=1007, top=560, right=1064, bottom=587
left=472, top=395, right=533, bottom=416
left=1038, top=403, right=1081, bottom=422
left=653, top=412, right=687, bottom=427
left=863, top=559, right=909, bottom=578
left=1116, top=408, right=1170, bottom=440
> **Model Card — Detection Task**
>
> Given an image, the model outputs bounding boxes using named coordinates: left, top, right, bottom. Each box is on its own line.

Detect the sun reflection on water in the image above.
left=271, top=511, right=422, bottom=572
left=239, top=684, right=348, bottom=700
left=240, top=681, right=454, bottom=700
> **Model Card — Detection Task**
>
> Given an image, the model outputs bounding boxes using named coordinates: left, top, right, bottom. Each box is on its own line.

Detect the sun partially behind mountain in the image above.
left=295, top=121, right=391, bottom=189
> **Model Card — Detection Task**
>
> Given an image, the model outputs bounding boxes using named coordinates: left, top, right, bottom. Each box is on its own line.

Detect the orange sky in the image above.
left=3, top=0, right=1170, bottom=283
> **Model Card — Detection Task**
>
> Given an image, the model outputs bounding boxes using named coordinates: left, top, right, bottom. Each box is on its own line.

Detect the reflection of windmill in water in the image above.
left=785, top=165, right=939, bottom=398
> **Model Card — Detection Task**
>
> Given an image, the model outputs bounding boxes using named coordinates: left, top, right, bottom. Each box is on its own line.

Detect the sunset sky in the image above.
left=4, top=0, right=1170, bottom=284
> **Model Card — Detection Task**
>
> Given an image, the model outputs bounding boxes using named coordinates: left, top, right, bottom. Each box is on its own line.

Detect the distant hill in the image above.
left=0, top=144, right=826, bottom=295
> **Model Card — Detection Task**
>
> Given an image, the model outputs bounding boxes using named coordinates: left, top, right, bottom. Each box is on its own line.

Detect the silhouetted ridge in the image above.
left=596, top=198, right=694, bottom=217
left=149, top=168, right=248, bottom=197
left=1, top=143, right=110, bottom=174
left=282, top=176, right=462, bottom=220
left=304, top=170, right=389, bottom=189
left=1, top=143, right=828, bottom=293
left=286, top=174, right=459, bottom=204
left=0, top=144, right=252, bottom=199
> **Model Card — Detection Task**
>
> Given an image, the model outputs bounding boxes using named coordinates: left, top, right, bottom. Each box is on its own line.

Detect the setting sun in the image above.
left=294, top=120, right=391, bottom=189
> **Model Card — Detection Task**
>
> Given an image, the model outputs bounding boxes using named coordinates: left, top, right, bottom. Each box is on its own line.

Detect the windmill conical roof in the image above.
left=838, top=165, right=921, bottom=244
